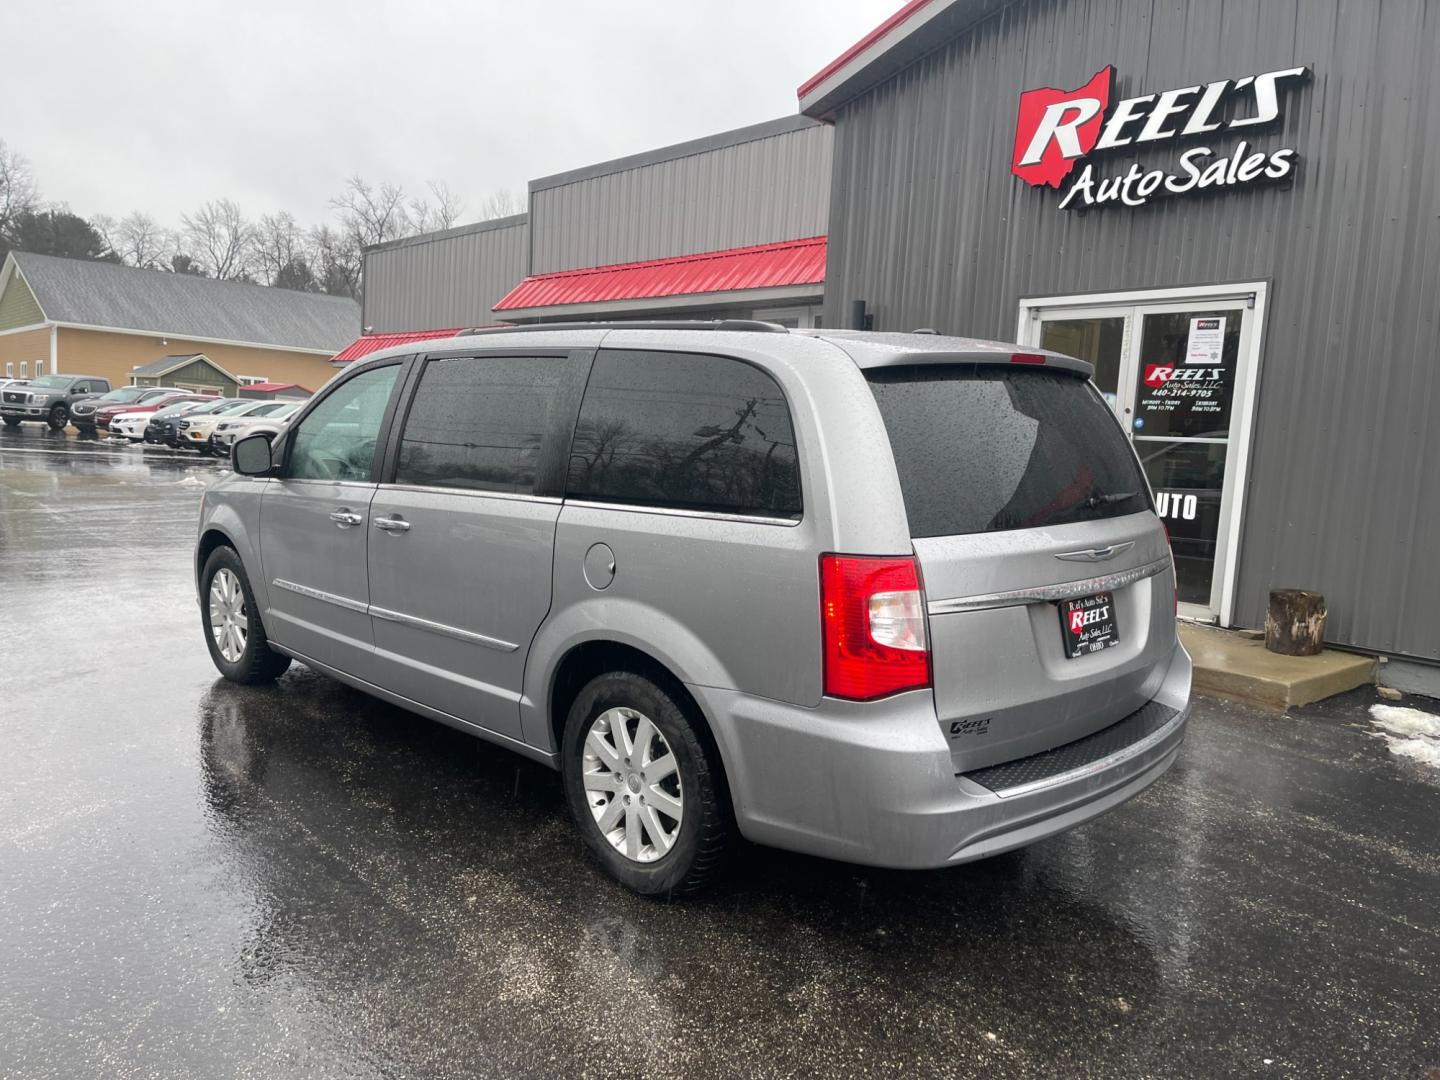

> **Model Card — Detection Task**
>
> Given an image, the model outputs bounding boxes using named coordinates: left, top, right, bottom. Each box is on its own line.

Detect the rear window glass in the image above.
left=866, top=366, right=1150, bottom=538
left=566, top=350, right=801, bottom=518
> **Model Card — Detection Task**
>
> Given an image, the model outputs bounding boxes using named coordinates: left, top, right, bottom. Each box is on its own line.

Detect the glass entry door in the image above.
left=1033, top=297, right=1256, bottom=621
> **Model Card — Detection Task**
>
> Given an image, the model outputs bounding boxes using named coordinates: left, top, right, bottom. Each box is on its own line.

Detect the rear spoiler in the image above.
left=814, top=331, right=1094, bottom=379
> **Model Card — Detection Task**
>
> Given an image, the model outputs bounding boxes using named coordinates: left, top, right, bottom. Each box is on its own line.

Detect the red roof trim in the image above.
left=797, top=0, right=936, bottom=99
left=240, top=382, right=311, bottom=393
left=331, top=327, right=464, bottom=364
left=494, top=236, right=826, bottom=312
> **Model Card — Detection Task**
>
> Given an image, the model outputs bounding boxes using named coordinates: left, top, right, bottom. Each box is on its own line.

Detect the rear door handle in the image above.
left=330, top=509, right=364, bottom=528
left=373, top=516, right=411, bottom=533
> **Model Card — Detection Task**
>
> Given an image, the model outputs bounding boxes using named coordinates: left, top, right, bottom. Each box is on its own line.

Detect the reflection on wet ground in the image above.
left=2, top=432, right=1437, bottom=1078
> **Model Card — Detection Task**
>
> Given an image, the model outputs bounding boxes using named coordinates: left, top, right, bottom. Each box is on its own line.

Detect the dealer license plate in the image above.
left=1059, top=592, right=1120, bottom=658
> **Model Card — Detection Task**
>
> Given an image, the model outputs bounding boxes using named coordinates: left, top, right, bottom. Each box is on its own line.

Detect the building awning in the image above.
left=331, top=328, right=464, bottom=365
left=493, top=236, right=826, bottom=317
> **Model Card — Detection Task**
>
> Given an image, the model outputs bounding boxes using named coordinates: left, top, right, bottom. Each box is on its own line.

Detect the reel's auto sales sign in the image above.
left=1012, top=65, right=1308, bottom=210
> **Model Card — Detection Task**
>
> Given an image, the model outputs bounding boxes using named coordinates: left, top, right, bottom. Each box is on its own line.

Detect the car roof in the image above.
left=346, top=323, right=1091, bottom=378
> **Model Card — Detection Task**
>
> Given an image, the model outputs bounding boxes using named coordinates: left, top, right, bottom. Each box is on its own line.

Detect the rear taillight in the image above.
left=820, top=554, right=931, bottom=700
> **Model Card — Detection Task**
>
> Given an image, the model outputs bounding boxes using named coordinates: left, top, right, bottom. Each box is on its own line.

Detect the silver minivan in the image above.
left=197, top=322, right=1190, bottom=895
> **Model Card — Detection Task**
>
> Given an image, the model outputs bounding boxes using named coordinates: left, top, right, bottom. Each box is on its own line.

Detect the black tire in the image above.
left=2, top=417, right=19, bottom=428
left=561, top=671, right=734, bottom=898
left=47, top=404, right=69, bottom=430
left=200, top=545, right=291, bottom=685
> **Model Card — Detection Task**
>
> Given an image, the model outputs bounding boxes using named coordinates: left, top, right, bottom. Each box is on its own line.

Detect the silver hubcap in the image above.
left=209, top=568, right=248, bottom=663
left=582, top=707, right=683, bottom=863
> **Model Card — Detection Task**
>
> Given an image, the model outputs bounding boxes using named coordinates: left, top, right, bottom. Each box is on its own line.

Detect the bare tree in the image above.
left=181, top=199, right=254, bottom=280
left=409, top=180, right=465, bottom=234
left=0, top=140, right=39, bottom=243
left=252, top=211, right=307, bottom=286
left=111, top=212, right=167, bottom=269
left=477, top=189, right=522, bottom=221
left=309, top=224, right=361, bottom=298
left=330, top=175, right=411, bottom=248
left=91, top=212, right=119, bottom=254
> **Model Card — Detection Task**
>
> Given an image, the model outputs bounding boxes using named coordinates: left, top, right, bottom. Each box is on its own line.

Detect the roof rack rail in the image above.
left=458, top=319, right=788, bottom=336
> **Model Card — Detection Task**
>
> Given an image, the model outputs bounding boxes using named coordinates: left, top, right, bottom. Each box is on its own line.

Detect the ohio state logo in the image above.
left=1011, top=65, right=1308, bottom=210
left=1070, top=606, right=1109, bottom=634
left=1144, top=364, right=1175, bottom=389
left=1012, top=66, right=1114, bottom=188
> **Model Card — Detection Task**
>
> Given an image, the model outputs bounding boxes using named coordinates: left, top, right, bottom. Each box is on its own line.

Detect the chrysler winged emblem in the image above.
left=1055, top=541, right=1134, bottom=563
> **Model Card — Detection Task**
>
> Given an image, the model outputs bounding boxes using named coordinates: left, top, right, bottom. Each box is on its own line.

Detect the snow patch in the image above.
left=174, top=475, right=209, bottom=487
left=1368, top=704, right=1440, bottom=768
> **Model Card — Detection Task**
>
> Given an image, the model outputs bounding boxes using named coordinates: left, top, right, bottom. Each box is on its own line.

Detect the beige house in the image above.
left=0, top=251, right=359, bottom=392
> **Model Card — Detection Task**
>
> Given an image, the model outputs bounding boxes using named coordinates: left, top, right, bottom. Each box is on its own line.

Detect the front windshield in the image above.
left=212, top=399, right=253, bottom=415
left=30, top=376, right=69, bottom=389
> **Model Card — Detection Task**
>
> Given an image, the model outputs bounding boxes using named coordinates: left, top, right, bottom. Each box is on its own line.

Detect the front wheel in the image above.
left=47, top=404, right=69, bottom=430
left=200, top=546, right=291, bottom=684
left=561, top=671, right=733, bottom=897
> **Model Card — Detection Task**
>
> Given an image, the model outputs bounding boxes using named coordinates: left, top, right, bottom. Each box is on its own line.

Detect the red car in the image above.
left=68, top=386, right=175, bottom=432
left=93, top=391, right=210, bottom=431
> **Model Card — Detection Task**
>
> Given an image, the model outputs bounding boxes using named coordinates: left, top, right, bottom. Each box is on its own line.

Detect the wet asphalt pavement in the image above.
left=1, top=428, right=1437, bottom=1080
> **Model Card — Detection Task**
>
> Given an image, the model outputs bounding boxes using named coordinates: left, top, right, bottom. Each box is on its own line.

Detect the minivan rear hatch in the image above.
left=866, top=362, right=1175, bottom=773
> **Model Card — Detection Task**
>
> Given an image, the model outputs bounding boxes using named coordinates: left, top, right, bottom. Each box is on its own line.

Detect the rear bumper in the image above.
left=692, top=636, right=1191, bottom=870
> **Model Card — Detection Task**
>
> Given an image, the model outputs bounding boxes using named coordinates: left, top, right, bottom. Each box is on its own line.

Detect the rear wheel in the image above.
left=201, top=546, right=291, bottom=684
left=47, top=404, right=69, bottom=430
left=561, top=671, right=733, bottom=897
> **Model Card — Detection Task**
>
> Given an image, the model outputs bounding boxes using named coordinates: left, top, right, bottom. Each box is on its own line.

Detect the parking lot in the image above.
left=1, top=429, right=1437, bottom=1079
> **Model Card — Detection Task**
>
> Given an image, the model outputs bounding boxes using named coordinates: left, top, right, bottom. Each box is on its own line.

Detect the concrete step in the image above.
left=1179, top=623, right=1376, bottom=711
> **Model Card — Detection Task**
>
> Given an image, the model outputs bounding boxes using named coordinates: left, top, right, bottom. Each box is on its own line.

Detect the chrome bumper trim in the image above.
left=927, top=556, right=1172, bottom=615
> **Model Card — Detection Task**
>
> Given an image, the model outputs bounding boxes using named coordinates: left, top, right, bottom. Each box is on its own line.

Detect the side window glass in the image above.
left=287, top=365, right=399, bottom=482
left=566, top=350, right=801, bottom=518
left=395, top=354, right=570, bottom=494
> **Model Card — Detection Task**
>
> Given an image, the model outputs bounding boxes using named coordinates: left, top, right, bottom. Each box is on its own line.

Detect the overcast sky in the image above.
left=3, top=0, right=895, bottom=229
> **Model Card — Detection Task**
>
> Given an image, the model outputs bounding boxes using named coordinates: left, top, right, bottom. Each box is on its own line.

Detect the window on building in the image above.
left=286, top=364, right=400, bottom=482
left=20, top=362, right=28, bottom=379
left=565, top=350, right=802, bottom=518
left=238, top=375, right=268, bottom=386
left=33, top=361, right=44, bottom=378
left=4, top=363, right=12, bottom=378
left=395, top=354, right=572, bottom=495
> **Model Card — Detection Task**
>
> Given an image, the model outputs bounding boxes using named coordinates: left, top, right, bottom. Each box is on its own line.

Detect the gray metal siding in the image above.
left=361, top=218, right=529, bottom=333
left=824, top=0, right=1440, bottom=660
left=530, top=123, right=833, bottom=274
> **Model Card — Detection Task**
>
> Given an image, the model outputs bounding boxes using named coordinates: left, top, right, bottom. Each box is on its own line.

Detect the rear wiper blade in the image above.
left=1083, top=491, right=1138, bottom=508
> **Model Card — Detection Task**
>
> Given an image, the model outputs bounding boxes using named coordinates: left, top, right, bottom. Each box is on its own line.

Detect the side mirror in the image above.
left=232, top=433, right=274, bottom=476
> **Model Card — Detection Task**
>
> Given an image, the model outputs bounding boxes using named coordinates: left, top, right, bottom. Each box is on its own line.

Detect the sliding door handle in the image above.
left=329, top=509, right=364, bottom=528
left=374, top=516, right=411, bottom=533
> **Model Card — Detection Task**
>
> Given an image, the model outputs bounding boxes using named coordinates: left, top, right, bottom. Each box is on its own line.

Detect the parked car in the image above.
left=210, top=401, right=301, bottom=453
left=198, top=323, right=1191, bottom=896
left=1, top=374, right=111, bottom=429
left=109, top=395, right=213, bottom=441
left=177, top=398, right=276, bottom=453
left=145, top=398, right=230, bottom=447
left=70, top=386, right=179, bottom=432
left=93, top=390, right=198, bottom=433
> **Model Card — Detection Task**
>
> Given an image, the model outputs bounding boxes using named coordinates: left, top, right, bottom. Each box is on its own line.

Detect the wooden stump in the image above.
left=1265, top=590, right=1327, bottom=656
